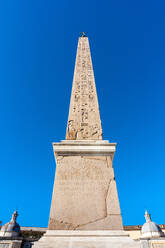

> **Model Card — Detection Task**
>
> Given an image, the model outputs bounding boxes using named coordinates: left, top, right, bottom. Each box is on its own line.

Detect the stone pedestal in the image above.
left=48, top=140, right=123, bottom=231
left=33, top=230, right=140, bottom=248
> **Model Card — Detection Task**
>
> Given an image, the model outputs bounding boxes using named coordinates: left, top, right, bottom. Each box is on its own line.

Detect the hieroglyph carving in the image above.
left=66, top=37, right=103, bottom=140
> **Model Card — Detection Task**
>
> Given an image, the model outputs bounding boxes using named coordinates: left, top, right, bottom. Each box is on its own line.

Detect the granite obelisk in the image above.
left=66, top=35, right=102, bottom=141
left=48, top=34, right=123, bottom=230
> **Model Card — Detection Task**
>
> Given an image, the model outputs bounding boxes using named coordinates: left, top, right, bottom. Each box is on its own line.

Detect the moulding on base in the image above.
left=33, top=230, right=140, bottom=248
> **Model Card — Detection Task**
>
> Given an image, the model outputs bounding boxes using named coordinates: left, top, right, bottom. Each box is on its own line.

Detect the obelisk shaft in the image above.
left=66, top=37, right=103, bottom=140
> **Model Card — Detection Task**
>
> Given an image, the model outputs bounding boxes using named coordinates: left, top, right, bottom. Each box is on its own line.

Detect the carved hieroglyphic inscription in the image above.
left=66, top=37, right=103, bottom=140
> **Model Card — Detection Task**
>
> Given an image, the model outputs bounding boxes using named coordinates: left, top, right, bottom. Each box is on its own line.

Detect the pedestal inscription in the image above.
left=48, top=141, right=123, bottom=230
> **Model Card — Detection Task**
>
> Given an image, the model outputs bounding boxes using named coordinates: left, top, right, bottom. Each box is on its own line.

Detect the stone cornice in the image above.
left=52, top=140, right=117, bottom=157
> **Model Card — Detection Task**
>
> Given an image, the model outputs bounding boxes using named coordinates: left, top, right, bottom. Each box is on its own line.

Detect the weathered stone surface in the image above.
left=66, top=37, right=102, bottom=140
left=48, top=152, right=122, bottom=230
left=106, top=180, right=121, bottom=215
left=77, top=215, right=123, bottom=230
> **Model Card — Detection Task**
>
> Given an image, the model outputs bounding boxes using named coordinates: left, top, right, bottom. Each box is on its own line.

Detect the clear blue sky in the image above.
left=0, top=0, right=165, bottom=228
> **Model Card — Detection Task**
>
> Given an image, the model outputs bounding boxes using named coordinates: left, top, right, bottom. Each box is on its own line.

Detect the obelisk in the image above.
left=48, top=34, right=123, bottom=230
left=66, top=33, right=102, bottom=141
